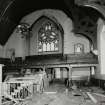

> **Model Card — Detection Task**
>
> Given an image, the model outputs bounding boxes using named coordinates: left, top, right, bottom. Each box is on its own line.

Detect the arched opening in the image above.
left=74, top=33, right=93, bottom=50
left=31, top=15, right=64, bottom=54
left=81, top=3, right=105, bottom=77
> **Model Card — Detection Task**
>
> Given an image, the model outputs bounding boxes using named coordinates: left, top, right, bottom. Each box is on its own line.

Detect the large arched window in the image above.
left=38, top=17, right=63, bottom=53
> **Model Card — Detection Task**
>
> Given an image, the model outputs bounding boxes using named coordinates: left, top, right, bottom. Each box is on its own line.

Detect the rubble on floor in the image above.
left=3, top=83, right=105, bottom=105
left=25, top=84, right=105, bottom=105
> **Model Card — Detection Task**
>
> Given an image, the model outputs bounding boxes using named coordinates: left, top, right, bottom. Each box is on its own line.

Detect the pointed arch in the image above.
left=31, top=15, right=64, bottom=54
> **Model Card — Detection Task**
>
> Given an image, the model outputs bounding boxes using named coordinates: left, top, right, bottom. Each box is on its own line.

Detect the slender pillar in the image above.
left=20, top=36, right=27, bottom=61
left=68, top=66, right=72, bottom=80
left=0, top=64, right=4, bottom=105
left=90, top=66, right=95, bottom=75
left=68, top=66, right=72, bottom=87
left=97, top=18, right=105, bottom=75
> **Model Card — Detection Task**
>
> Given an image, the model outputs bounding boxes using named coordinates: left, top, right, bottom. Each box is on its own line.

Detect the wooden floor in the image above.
left=23, top=80, right=105, bottom=105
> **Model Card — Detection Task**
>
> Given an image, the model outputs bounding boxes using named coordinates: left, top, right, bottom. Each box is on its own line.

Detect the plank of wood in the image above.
left=82, top=92, right=90, bottom=100
left=93, top=92, right=105, bottom=98
left=86, top=92, right=97, bottom=103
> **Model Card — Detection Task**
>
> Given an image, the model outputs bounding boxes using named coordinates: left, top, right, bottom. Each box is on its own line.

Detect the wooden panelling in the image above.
left=25, top=53, right=98, bottom=67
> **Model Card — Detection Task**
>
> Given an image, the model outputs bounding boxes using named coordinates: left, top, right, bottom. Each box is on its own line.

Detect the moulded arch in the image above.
left=75, top=33, right=93, bottom=48
left=30, top=15, right=64, bottom=54
left=30, top=15, right=64, bottom=36
left=82, top=3, right=105, bottom=19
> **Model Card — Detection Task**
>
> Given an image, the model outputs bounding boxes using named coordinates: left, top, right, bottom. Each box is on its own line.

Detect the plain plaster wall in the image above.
left=3, top=9, right=90, bottom=57
left=2, top=9, right=91, bottom=77
left=0, top=9, right=92, bottom=77
left=2, top=9, right=90, bottom=76
left=4, top=29, right=26, bottom=58
left=4, top=9, right=90, bottom=57
left=0, top=45, right=4, bottom=58
left=21, top=9, right=90, bottom=55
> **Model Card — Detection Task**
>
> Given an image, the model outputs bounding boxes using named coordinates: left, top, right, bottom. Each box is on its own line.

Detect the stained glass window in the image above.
left=38, top=20, right=60, bottom=52
left=74, top=43, right=84, bottom=54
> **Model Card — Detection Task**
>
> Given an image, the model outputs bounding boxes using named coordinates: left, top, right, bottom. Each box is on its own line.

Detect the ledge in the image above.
left=92, top=74, right=105, bottom=80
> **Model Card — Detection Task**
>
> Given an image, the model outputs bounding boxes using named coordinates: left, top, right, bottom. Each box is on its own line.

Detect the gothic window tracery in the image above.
left=38, top=20, right=60, bottom=52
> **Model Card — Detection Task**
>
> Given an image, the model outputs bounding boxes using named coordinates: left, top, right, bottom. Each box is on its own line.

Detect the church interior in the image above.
left=0, top=0, right=105, bottom=105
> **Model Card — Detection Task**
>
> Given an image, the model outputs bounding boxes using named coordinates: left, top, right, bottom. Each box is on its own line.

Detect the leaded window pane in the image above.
left=38, top=20, right=59, bottom=52
left=46, top=43, right=50, bottom=51
left=51, top=42, right=54, bottom=51
left=43, top=43, right=47, bottom=51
